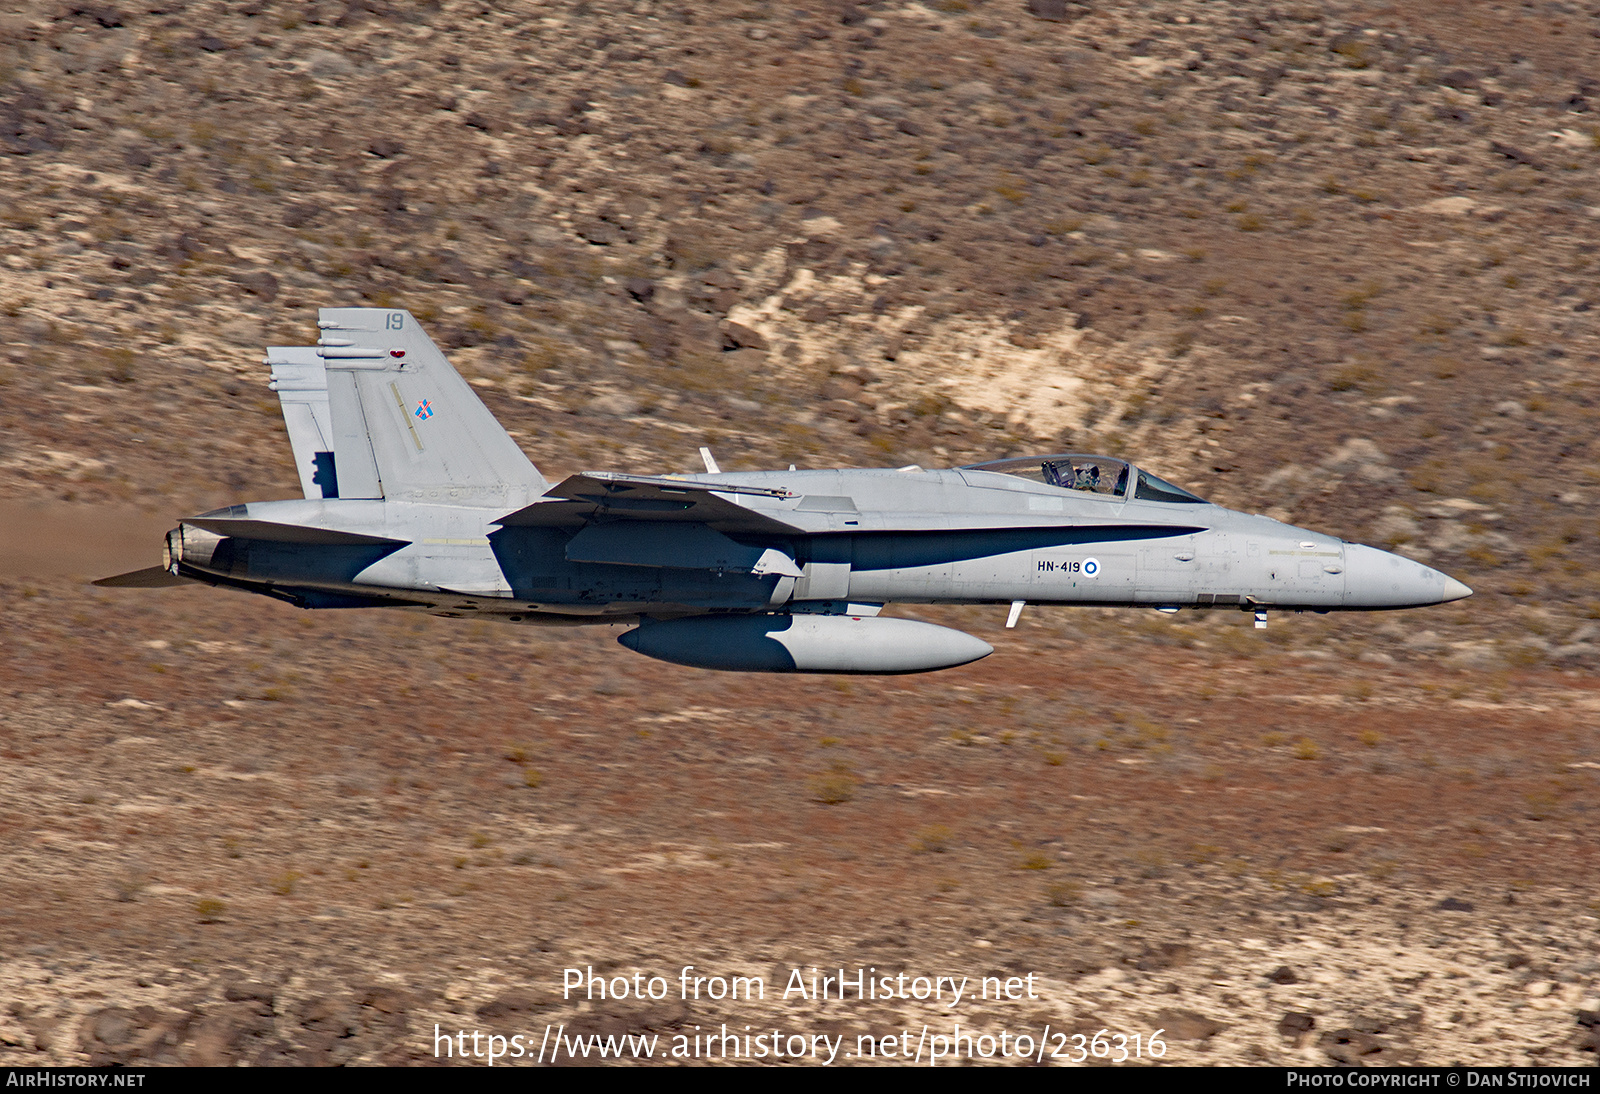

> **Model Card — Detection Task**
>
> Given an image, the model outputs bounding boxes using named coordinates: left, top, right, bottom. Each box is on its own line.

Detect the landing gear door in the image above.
left=795, top=534, right=852, bottom=601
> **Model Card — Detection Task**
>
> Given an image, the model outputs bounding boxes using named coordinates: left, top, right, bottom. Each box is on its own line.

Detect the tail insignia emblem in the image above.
left=389, top=349, right=406, bottom=359
left=414, top=399, right=434, bottom=421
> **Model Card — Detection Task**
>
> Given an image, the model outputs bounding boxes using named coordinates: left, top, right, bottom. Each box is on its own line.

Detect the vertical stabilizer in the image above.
left=310, top=308, right=547, bottom=505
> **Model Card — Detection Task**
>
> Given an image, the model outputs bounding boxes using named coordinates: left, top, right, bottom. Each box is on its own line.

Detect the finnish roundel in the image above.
left=1082, top=557, right=1100, bottom=577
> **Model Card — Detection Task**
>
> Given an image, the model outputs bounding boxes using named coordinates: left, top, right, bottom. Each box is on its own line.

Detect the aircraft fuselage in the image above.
left=165, top=466, right=1466, bottom=621
left=103, top=307, right=1469, bottom=674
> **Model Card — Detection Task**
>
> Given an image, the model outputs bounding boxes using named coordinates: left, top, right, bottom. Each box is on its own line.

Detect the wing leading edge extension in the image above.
left=497, top=473, right=803, bottom=536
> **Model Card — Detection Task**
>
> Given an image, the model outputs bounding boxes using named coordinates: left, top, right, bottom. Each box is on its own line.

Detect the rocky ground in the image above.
left=1, top=0, right=1598, bottom=1068
left=1, top=582, right=1598, bottom=1066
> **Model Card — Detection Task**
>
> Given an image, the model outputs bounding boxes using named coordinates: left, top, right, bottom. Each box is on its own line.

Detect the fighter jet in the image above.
left=97, top=307, right=1471, bottom=674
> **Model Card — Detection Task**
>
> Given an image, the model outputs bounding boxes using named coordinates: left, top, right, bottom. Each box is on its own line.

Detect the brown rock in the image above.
left=89, top=1008, right=133, bottom=1048
left=670, top=311, right=722, bottom=357
left=236, top=272, right=279, bottom=301
left=576, top=219, right=621, bottom=246
left=23, top=1011, right=62, bottom=1052
left=720, top=322, right=769, bottom=352
left=476, top=988, right=553, bottom=1019
left=788, top=239, right=837, bottom=266
left=298, top=996, right=358, bottom=1038
left=81, top=1006, right=191, bottom=1066
left=69, top=5, right=124, bottom=28
left=824, top=399, right=865, bottom=423
left=1026, top=0, right=1073, bottom=21
left=357, top=984, right=414, bottom=1016
left=819, top=378, right=864, bottom=402
left=634, top=316, right=676, bottom=360
left=1319, top=1028, right=1386, bottom=1064
left=250, top=1040, right=305, bottom=1066
left=1278, top=1012, right=1316, bottom=1037
left=1489, top=141, right=1541, bottom=169
left=563, top=998, right=691, bottom=1039
left=223, top=980, right=276, bottom=1010
left=1154, top=1008, right=1226, bottom=1041
left=281, top=203, right=323, bottom=229
left=1129, top=943, right=1192, bottom=971
left=187, top=1002, right=275, bottom=1067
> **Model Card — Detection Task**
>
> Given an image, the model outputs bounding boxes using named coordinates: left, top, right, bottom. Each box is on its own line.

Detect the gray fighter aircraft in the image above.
left=97, top=307, right=1471, bottom=674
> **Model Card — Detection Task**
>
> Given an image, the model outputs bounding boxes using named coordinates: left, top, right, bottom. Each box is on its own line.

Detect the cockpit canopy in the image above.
left=962, top=453, right=1208, bottom=504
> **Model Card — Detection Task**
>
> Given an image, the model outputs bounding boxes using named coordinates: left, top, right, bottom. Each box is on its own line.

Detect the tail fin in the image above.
left=308, top=307, right=547, bottom=504
left=265, top=346, right=339, bottom=499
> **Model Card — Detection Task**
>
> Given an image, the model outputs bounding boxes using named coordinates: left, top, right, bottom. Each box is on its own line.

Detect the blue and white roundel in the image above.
left=1082, top=557, right=1100, bottom=577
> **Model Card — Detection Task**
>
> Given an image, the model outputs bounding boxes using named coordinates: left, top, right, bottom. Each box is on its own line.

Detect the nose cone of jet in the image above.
left=1342, top=543, right=1472, bottom=609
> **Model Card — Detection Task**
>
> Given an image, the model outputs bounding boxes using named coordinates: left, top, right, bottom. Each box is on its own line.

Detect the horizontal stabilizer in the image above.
left=499, top=473, right=802, bottom=535
left=182, top=518, right=409, bottom=547
left=93, top=566, right=191, bottom=588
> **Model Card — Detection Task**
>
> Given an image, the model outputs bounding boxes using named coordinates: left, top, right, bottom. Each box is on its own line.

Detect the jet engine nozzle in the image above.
left=165, top=524, right=226, bottom=574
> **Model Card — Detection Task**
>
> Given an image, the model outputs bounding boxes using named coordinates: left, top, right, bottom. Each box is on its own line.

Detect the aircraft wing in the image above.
left=496, top=473, right=804, bottom=536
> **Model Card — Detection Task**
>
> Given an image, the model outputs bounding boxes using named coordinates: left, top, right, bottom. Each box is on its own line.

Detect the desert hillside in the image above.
left=1, top=0, right=1597, bottom=1067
